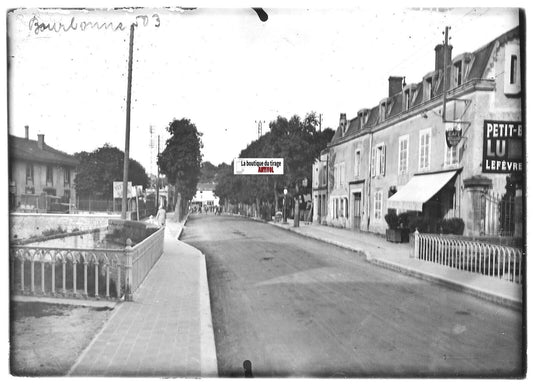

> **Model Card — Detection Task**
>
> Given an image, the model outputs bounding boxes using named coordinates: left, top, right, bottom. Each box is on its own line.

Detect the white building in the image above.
left=191, top=183, right=220, bottom=208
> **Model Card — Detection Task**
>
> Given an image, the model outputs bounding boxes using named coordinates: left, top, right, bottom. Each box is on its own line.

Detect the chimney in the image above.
left=25, top=125, right=29, bottom=139
left=388, top=76, right=403, bottom=97
left=37, top=134, right=44, bottom=149
left=435, top=44, right=453, bottom=72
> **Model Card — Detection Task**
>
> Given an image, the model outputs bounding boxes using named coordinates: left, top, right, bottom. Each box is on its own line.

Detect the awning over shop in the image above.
left=388, top=171, right=458, bottom=212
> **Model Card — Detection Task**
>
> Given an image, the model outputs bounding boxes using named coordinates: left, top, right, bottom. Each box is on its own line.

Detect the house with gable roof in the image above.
left=313, top=26, right=523, bottom=237
left=9, top=126, right=79, bottom=212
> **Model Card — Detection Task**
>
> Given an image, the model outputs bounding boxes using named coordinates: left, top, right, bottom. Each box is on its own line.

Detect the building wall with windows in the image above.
left=312, top=151, right=329, bottom=224
left=314, top=26, right=523, bottom=237
left=327, top=138, right=351, bottom=228
left=9, top=131, right=79, bottom=211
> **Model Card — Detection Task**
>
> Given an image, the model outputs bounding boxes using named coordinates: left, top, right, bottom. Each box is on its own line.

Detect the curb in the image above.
left=179, top=212, right=218, bottom=377
left=366, top=256, right=522, bottom=310
left=197, top=251, right=219, bottom=377
left=268, top=221, right=522, bottom=310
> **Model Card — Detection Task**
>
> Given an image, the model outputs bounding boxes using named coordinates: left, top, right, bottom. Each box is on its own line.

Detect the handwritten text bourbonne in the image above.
left=28, top=14, right=161, bottom=35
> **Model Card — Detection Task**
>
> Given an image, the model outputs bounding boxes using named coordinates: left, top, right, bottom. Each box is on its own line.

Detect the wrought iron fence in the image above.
left=484, top=191, right=515, bottom=236
left=412, top=231, right=523, bottom=284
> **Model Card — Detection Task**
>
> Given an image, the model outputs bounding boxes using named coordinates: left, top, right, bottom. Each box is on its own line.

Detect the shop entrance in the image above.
left=352, top=192, right=362, bottom=231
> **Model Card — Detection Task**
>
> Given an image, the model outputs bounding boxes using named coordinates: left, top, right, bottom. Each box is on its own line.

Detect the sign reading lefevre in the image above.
left=234, top=158, right=284, bottom=175
left=482, top=120, right=523, bottom=173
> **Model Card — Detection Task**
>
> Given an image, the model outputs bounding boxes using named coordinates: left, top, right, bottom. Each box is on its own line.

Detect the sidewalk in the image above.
left=269, top=219, right=522, bottom=309
left=68, top=214, right=218, bottom=377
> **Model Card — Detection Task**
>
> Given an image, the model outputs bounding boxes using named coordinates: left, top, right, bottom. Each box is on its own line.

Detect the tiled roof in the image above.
left=9, top=135, right=79, bottom=167
left=329, top=26, right=520, bottom=146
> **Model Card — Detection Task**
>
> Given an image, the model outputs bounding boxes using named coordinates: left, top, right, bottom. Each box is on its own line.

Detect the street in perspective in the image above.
left=182, top=214, right=522, bottom=377
left=7, top=7, right=525, bottom=379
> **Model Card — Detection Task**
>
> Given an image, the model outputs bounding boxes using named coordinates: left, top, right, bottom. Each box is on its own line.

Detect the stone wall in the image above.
left=9, top=213, right=121, bottom=241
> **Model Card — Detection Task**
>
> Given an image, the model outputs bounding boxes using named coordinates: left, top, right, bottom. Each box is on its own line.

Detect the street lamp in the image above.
left=283, top=187, right=288, bottom=224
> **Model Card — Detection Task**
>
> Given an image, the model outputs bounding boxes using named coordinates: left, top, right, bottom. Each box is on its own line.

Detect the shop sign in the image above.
left=482, top=120, right=523, bottom=173
left=445, top=127, right=462, bottom=148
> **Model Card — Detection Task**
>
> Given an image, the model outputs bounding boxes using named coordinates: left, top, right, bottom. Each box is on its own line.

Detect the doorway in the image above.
left=352, top=192, right=362, bottom=231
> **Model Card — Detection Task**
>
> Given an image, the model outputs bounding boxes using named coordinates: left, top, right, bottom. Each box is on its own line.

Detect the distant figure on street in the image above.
left=156, top=202, right=166, bottom=227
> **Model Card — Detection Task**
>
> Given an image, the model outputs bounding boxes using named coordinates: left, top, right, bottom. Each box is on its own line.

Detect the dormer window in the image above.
left=404, top=88, right=411, bottom=110
left=424, top=74, right=434, bottom=101
left=402, top=84, right=417, bottom=111
left=357, top=109, right=369, bottom=130
left=379, top=103, right=386, bottom=121
left=379, top=99, right=391, bottom=122
left=453, top=61, right=463, bottom=87
left=504, top=42, right=521, bottom=95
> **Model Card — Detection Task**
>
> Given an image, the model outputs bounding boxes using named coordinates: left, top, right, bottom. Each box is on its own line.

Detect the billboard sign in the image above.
left=234, top=158, right=284, bottom=175
left=113, top=181, right=133, bottom=199
left=482, top=120, right=523, bottom=173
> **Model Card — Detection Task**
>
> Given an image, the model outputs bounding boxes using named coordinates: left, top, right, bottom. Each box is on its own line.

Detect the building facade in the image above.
left=313, top=26, right=523, bottom=237
left=191, top=182, right=220, bottom=209
left=9, top=127, right=79, bottom=212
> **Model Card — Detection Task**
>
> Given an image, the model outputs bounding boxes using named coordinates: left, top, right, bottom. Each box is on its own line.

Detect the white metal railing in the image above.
left=412, top=230, right=523, bottom=284
left=125, top=226, right=165, bottom=298
left=10, top=246, right=126, bottom=300
left=9, top=226, right=165, bottom=301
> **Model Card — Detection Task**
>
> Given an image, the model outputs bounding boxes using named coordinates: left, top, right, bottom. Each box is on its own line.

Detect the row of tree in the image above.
left=215, top=112, right=334, bottom=219
left=73, top=113, right=331, bottom=222
left=73, top=119, right=204, bottom=222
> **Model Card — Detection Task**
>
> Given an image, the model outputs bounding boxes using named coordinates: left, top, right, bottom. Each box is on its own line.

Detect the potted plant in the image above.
left=385, top=212, right=403, bottom=243
left=397, top=212, right=411, bottom=242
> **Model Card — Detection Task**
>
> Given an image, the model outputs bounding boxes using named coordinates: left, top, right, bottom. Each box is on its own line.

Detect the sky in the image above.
left=7, top=6, right=520, bottom=175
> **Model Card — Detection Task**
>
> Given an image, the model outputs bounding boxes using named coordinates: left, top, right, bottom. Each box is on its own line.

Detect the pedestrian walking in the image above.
left=156, top=202, right=166, bottom=227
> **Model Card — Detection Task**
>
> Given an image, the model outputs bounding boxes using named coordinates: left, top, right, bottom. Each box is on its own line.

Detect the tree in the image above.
left=74, top=144, right=149, bottom=199
left=158, top=118, right=203, bottom=217
left=214, top=112, right=333, bottom=219
left=199, top=161, right=218, bottom=183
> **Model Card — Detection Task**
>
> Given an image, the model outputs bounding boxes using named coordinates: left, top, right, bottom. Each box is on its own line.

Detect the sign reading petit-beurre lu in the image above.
left=482, top=120, right=523, bottom=173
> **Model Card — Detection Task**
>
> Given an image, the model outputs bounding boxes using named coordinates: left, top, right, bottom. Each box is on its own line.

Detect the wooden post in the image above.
left=413, top=229, right=420, bottom=259
left=122, top=23, right=135, bottom=220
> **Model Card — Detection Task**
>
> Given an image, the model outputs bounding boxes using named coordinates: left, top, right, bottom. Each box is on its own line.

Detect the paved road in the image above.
left=181, top=214, right=523, bottom=377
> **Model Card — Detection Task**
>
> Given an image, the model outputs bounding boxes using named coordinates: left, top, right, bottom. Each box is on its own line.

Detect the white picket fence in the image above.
left=412, top=231, right=523, bottom=284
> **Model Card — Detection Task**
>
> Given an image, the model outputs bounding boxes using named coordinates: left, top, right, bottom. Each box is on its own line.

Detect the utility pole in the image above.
left=121, top=23, right=135, bottom=220
left=442, top=26, right=451, bottom=122
left=255, top=120, right=265, bottom=139
left=318, top=114, right=322, bottom=132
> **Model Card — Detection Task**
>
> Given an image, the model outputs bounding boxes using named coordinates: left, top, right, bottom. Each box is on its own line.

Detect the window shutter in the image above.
left=371, top=147, right=376, bottom=177
left=345, top=198, right=348, bottom=218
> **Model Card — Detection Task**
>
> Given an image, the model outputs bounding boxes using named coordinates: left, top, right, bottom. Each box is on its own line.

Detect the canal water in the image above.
left=26, top=228, right=123, bottom=250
